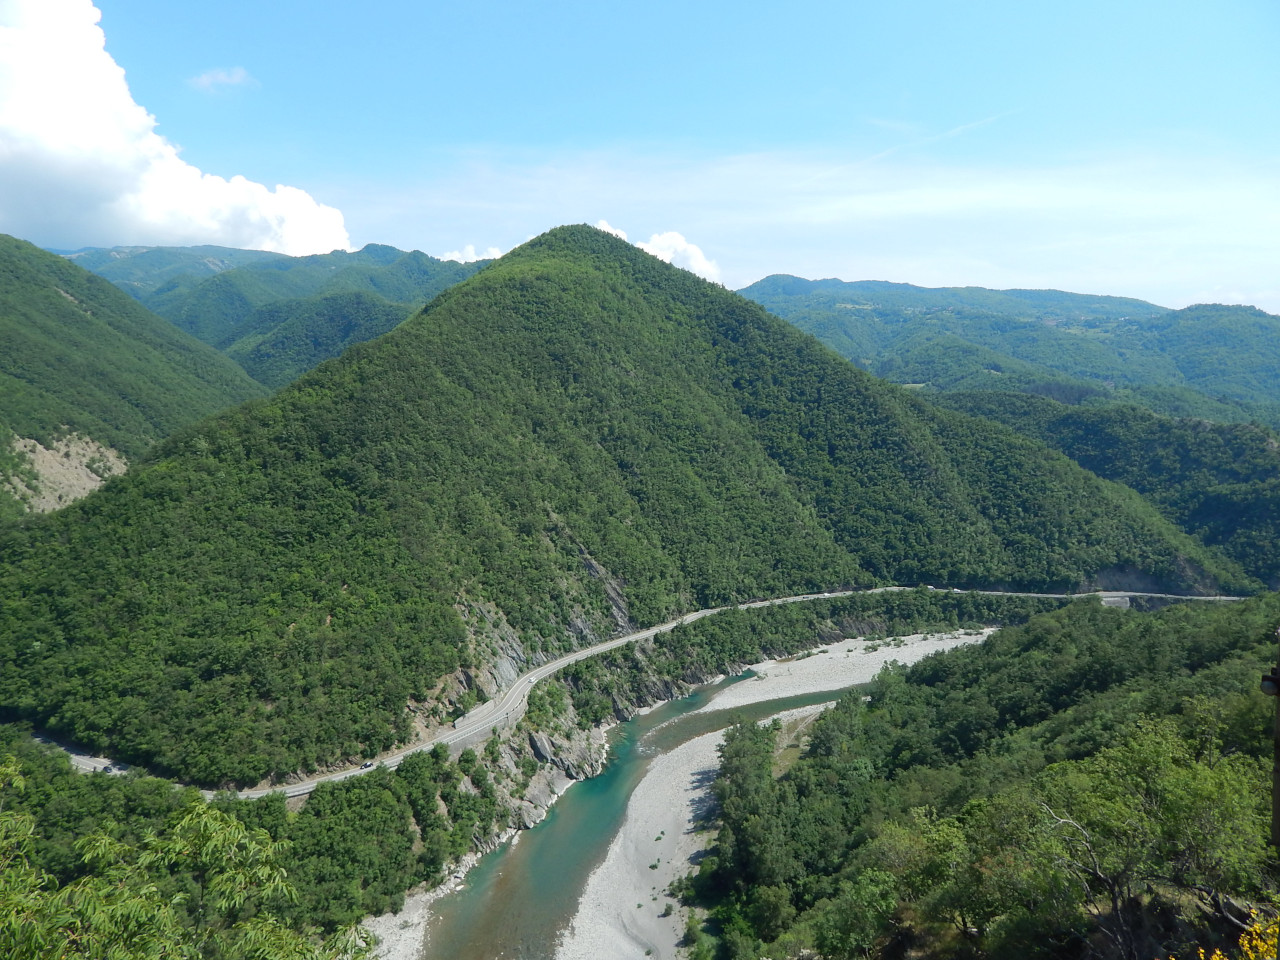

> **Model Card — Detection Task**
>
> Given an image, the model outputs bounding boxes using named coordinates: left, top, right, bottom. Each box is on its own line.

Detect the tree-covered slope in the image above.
left=0, top=235, right=268, bottom=516
left=743, top=275, right=1163, bottom=322
left=93, top=243, right=484, bottom=349
left=221, top=291, right=412, bottom=389
left=1141, top=304, right=1280, bottom=409
left=63, top=244, right=286, bottom=299
left=933, top=392, right=1280, bottom=588
left=742, top=275, right=1280, bottom=426
left=692, top=594, right=1278, bottom=960
left=0, top=226, right=1250, bottom=786
left=74, top=242, right=487, bottom=389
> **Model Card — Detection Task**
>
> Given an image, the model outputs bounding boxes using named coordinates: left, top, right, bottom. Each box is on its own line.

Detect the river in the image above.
left=420, top=675, right=848, bottom=960
left=382, top=629, right=993, bottom=959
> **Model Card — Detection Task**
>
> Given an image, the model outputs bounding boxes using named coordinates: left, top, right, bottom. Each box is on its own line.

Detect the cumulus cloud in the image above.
left=439, top=243, right=502, bottom=263
left=595, top=219, right=628, bottom=239
left=189, top=66, right=256, bottom=92
left=0, top=0, right=349, bottom=254
left=593, top=220, right=719, bottom=282
left=636, top=231, right=721, bottom=282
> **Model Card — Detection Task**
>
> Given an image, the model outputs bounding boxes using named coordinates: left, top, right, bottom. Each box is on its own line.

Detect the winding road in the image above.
left=40, top=586, right=1242, bottom=799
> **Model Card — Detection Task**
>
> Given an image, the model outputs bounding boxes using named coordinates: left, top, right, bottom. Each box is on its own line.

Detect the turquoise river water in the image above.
left=422, top=676, right=856, bottom=959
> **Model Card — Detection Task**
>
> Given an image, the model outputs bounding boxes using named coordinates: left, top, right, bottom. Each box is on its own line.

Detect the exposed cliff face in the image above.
left=507, top=723, right=610, bottom=829
left=478, top=644, right=741, bottom=833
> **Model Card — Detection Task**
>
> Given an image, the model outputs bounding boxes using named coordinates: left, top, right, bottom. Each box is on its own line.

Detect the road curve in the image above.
left=36, top=586, right=1243, bottom=799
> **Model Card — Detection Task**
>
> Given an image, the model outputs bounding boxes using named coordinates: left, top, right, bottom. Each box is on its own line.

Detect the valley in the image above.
left=0, top=224, right=1276, bottom=960
left=40, top=585, right=1242, bottom=800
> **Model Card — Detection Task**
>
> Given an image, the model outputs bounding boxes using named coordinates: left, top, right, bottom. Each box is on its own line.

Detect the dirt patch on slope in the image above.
left=6, top=434, right=127, bottom=511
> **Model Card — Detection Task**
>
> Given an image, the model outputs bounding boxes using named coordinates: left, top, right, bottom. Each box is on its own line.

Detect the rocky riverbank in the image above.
left=363, top=628, right=993, bottom=959
left=553, top=628, right=994, bottom=960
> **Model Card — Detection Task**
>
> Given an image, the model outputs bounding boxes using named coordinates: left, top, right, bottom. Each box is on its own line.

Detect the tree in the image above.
left=812, top=869, right=897, bottom=959
left=0, top=769, right=371, bottom=960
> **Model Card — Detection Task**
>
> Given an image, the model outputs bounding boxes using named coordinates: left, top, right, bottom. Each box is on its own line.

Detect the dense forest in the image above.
left=0, top=224, right=1274, bottom=960
left=2, top=582, right=1272, bottom=958
left=0, top=721, right=512, bottom=957
left=72, top=241, right=486, bottom=388
left=0, top=226, right=1254, bottom=787
left=220, top=291, right=414, bottom=389
left=684, top=595, right=1278, bottom=960
left=0, top=236, right=268, bottom=517
left=0, top=588, right=1070, bottom=956
left=742, top=275, right=1280, bottom=428
left=932, top=392, right=1280, bottom=587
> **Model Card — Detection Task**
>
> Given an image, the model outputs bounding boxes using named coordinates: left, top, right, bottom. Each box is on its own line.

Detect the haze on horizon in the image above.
left=0, top=0, right=1276, bottom=311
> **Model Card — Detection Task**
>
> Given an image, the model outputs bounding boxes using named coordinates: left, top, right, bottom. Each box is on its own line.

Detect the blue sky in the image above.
left=2, top=0, right=1277, bottom=308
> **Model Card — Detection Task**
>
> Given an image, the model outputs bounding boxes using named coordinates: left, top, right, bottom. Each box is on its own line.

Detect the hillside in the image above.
left=76, top=242, right=485, bottom=350
left=73, top=241, right=487, bottom=390
left=0, top=225, right=1251, bottom=786
left=691, top=593, right=1278, bottom=960
left=743, top=275, right=1280, bottom=426
left=0, top=235, right=269, bottom=518
left=63, top=243, right=287, bottom=298
left=933, top=392, right=1280, bottom=588
left=221, top=290, right=413, bottom=389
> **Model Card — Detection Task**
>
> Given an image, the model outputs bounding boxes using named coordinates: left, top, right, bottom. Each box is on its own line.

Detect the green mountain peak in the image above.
left=0, top=226, right=1250, bottom=785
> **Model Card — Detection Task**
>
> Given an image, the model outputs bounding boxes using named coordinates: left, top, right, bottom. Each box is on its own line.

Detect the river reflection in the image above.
left=422, top=675, right=853, bottom=960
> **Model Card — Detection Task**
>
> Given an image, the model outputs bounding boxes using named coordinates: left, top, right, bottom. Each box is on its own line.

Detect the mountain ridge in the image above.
left=0, top=225, right=1251, bottom=785
left=743, top=273, right=1280, bottom=426
left=0, top=234, right=269, bottom=518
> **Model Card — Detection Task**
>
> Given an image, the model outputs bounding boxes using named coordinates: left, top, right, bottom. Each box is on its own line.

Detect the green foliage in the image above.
left=554, top=591, right=1063, bottom=726
left=222, top=291, right=413, bottom=389
left=695, top=595, right=1280, bottom=958
left=64, top=244, right=285, bottom=297
left=94, top=243, right=484, bottom=351
left=0, top=723, right=507, bottom=941
left=0, top=778, right=372, bottom=960
left=283, top=771, right=417, bottom=928
left=0, top=235, right=268, bottom=514
left=0, top=226, right=1251, bottom=785
left=812, top=870, right=897, bottom=959
left=935, top=391, right=1280, bottom=586
left=744, top=274, right=1280, bottom=428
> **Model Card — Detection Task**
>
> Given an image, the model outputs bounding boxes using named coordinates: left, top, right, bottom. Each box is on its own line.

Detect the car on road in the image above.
left=360, top=761, right=374, bottom=769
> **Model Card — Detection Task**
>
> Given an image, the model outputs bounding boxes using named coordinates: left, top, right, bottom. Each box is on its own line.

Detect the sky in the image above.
left=0, top=0, right=1277, bottom=310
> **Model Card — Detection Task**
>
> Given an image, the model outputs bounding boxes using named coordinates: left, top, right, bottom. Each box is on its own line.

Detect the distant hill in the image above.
left=0, top=235, right=268, bottom=518
left=221, top=290, right=413, bottom=389
left=933, top=391, right=1280, bottom=587
left=63, top=244, right=287, bottom=299
left=72, top=242, right=487, bottom=388
left=0, top=225, right=1251, bottom=786
left=742, top=275, right=1280, bottom=426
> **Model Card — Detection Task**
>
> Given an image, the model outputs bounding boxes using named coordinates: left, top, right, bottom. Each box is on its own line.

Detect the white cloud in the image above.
left=594, top=219, right=719, bottom=281
left=635, top=231, right=720, bottom=282
left=189, top=66, right=256, bottom=92
left=439, top=243, right=502, bottom=263
left=0, top=0, right=349, bottom=254
left=595, top=219, right=627, bottom=240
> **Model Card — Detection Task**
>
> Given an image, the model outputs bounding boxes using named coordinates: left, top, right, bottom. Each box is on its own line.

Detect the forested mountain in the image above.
left=63, top=243, right=287, bottom=298
left=0, top=235, right=268, bottom=519
left=0, top=225, right=1253, bottom=787
left=221, top=291, right=413, bottom=389
left=742, top=275, right=1280, bottom=426
left=933, top=392, right=1280, bottom=588
left=72, top=241, right=486, bottom=389
left=690, top=594, right=1278, bottom=960
left=140, top=244, right=482, bottom=347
